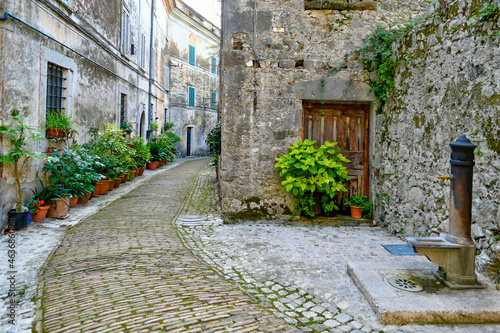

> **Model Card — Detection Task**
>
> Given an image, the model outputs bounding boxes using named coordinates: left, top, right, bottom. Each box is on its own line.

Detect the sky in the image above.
left=181, top=0, right=221, bottom=28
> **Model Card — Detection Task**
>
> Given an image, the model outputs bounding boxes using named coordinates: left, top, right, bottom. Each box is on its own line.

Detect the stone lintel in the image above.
left=294, top=77, right=375, bottom=102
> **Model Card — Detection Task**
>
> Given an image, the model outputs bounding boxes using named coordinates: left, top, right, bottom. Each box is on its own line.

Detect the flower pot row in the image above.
left=24, top=165, right=152, bottom=226
left=147, top=160, right=167, bottom=170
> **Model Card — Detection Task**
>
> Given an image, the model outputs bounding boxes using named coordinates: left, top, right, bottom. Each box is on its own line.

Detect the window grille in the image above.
left=46, top=63, right=66, bottom=115
left=120, top=94, right=127, bottom=122
left=188, top=87, right=195, bottom=106
left=189, top=45, right=195, bottom=66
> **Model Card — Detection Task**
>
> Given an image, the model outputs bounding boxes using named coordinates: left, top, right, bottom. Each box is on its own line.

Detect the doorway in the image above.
left=186, top=127, right=192, bottom=156
left=302, top=102, right=370, bottom=214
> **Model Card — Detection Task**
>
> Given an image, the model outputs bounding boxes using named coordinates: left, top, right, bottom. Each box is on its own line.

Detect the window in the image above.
left=211, top=92, right=217, bottom=110
left=188, top=87, right=195, bottom=106
left=120, top=94, right=127, bottom=122
left=121, top=7, right=130, bottom=55
left=164, top=65, right=170, bottom=90
left=211, top=57, right=217, bottom=74
left=46, top=63, right=66, bottom=115
left=140, top=34, right=146, bottom=68
left=188, top=45, right=195, bottom=66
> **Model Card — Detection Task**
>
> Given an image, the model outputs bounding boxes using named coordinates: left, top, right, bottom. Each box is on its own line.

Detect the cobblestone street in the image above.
left=37, top=159, right=295, bottom=333
left=3, top=158, right=500, bottom=333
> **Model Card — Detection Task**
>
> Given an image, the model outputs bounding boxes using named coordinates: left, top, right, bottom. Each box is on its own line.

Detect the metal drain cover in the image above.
left=385, top=276, right=423, bottom=292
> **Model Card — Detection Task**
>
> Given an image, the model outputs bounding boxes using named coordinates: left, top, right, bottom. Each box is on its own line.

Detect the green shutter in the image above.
left=189, top=45, right=195, bottom=65
left=188, top=87, right=195, bottom=106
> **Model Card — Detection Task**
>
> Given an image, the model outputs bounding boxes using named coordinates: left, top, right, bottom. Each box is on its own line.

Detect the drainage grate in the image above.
left=385, top=276, right=423, bottom=292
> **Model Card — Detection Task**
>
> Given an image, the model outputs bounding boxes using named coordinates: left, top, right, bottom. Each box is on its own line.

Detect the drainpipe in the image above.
left=147, top=0, right=155, bottom=140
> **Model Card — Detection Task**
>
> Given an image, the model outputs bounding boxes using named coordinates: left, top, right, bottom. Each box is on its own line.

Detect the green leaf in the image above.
left=285, top=184, right=293, bottom=191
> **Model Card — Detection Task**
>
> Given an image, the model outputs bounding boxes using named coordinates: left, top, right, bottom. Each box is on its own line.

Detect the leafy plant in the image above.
left=29, top=177, right=71, bottom=202
left=471, top=2, right=499, bottom=22
left=205, top=122, right=221, bottom=165
left=150, top=121, right=159, bottom=135
left=129, top=137, right=151, bottom=167
left=120, top=121, right=134, bottom=132
left=345, top=195, right=373, bottom=218
left=275, top=140, right=350, bottom=217
left=0, top=109, right=46, bottom=212
left=46, top=109, right=78, bottom=135
left=163, top=122, right=174, bottom=131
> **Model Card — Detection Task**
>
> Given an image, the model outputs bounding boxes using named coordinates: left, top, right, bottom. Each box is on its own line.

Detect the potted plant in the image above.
left=344, top=195, right=373, bottom=219
left=46, top=109, right=78, bottom=139
left=120, top=120, right=134, bottom=135
left=28, top=177, right=69, bottom=221
left=0, top=109, right=46, bottom=229
left=163, top=122, right=173, bottom=132
left=275, top=140, right=350, bottom=218
left=150, top=121, right=159, bottom=135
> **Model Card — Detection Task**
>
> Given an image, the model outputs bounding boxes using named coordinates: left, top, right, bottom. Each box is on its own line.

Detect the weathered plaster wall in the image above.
left=169, top=3, right=220, bottom=156
left=372, top=0, right=500, bottom=278
left=220, top=0, right=430, bottom=220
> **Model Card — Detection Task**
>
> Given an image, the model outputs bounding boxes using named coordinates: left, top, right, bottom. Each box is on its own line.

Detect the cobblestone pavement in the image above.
left=177, top=165, right=500, bottom=333
left=37, top=158, right=297, bottom=333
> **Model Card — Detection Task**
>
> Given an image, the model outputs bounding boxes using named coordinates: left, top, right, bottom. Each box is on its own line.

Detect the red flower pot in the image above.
left=78, top=191, right=92, bottom=203
left=70, top=196, right=79, bottom=207
left=47, top=198, right=71, bottom=218
left=138, top=166, right=145, bottom=176
left=147, top=162, right=156, bottom=170
left=99, top=179, right=112, bottom=195
left=134, top=168, right=140, bottom=177
left=114, top=178, right=121, bottom=188
left=349, top=206, right=363, bottom=219
left=108, top=179, right=115, bottom=191
left=93, top=182, right=102, bottom=197
left=32, top=205, right=50, bottom=222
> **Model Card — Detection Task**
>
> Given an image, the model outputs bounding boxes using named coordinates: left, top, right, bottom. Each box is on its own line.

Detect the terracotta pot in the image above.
left=134, top=168, right=140, bottom=177
left=93, top=182, right=102, bottom=197
left=32, top=205, right=50, bottom=222
left=138, top=166, right=145, bottom=176
left=99, top=179, right=112, bottom=195
left=70, top=195, right=79, bottom=207
left=349, top=206, right=363, bottom=219
left=114, top=178, right=121, bottom=188
left=46, top=128, right=66, bottom=139
left=108, top=179, right=115, bottom=191
left=147, top=162, right=156, bottom=170
left=47, top=197, right=71, bottom=218
left=78, top=191, right=92, bottom=203
left=47, top=147, right=57, bottom=154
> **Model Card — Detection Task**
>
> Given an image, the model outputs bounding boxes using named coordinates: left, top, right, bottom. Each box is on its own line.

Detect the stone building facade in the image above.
left=220, top=0, right=499, bottom=275
left=0, top=0, right=219, bottom=228
left=168, top=1, right=220, bottom=156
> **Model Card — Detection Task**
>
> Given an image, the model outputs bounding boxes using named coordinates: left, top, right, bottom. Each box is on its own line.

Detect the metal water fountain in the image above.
left=407, top=135, right=485, bottom=289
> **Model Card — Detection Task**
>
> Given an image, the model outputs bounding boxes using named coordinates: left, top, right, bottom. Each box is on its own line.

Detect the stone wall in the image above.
left=219, top=0, right=430, bottom=219
left=372, top=0, right=500, bottom=279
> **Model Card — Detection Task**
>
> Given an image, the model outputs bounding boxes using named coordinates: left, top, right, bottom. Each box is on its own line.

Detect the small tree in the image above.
left=0, top=109, right=46, bottom=212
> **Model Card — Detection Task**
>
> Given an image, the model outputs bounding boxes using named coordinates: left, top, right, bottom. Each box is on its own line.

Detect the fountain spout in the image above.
left=407, top=135, right=484, bottom=289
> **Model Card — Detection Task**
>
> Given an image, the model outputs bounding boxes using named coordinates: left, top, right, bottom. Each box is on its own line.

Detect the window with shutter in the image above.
left=188, top=87, right=195, bottom=106
left=140, top=34, right=146, bottom=68
left=188, top=45, right=195, bottom=66
left=211, top=92, right=217, bottom=110
left=122, top=8, right=130, bottom=55
left=211, top=57, right=217, bottom=74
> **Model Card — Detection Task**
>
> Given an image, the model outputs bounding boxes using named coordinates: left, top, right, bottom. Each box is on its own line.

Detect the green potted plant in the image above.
left=275, top=140, right=350, bottom=218
left=344, top=195, right=373, bottom=219
left=46, top=109, right=78, bottom=139
left=120, top=121, right=134, bottom=135
left=163, top=122, right=173, bottom=132
left=28, top=177, right=70, bottom=221
left=0, top=109, right=46, bottom=229
left=150, top=121, right=159, bottom=135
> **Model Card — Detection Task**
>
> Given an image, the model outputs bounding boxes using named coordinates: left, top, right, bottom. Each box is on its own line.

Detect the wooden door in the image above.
left=303, top=103, right=369, bottom=214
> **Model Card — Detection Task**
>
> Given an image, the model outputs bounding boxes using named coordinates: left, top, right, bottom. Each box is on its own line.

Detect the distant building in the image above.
left=168, top=0, right=220, bottom=156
